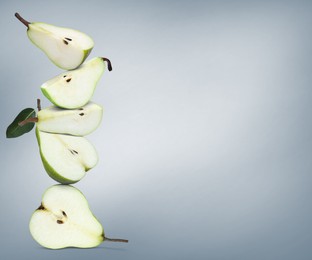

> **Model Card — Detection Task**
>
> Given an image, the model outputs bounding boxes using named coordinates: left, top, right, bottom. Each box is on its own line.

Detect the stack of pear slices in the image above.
left=6, top=13, right=128, bottom=249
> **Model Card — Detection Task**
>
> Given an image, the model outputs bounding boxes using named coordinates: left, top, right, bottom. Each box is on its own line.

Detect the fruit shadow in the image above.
left=36, top=245, right=128, bottom=251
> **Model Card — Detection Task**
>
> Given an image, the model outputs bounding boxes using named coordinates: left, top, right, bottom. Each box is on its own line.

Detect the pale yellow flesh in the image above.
left=29, top=185, right=103, bottom=249
left=27, top=22, right=94, bottom=70
left=41, top=57, right=105, bottom=109
left=37, top=130, right=98, bottom=183
left=37, top=102, right=103, bottom=136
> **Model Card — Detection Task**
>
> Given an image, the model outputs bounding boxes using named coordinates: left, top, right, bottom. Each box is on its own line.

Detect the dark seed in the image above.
left=57, top=220, right=64, bottom=224
left=79, top=113, right=84, bottom=116
left=69, top=149, right=78, bottom=155
left=62, top=211, right=67, bottom=217
left=65, top=37, right=72, bottom=41
left=79, top=108, right=84, bottom=110
left=66, top=78, right=72, bottom=82
left=63, top=40, right=68, bottom=45
left=63, top=75, right=66, bottom=78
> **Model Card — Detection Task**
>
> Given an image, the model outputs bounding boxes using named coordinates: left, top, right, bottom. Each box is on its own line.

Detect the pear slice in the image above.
left=15, top=13, right=94, bottom=70
left=41, top=57, right=111, bottom=109
left=36, top=129, right=98, bottom=184
left=37, top=102, right=103, bottom=136
left=29, top=185, right=103, bottom=249
left=30, top=185, right=128, bottom=249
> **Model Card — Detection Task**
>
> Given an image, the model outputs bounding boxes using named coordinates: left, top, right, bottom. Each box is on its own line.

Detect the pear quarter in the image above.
left=37, top=102, right=103, bottom=136
left=41, top=57, right=105, bottom=109
left=36, top=129, right=98, bottom=184
left=27, top=22, right=94, bottom=70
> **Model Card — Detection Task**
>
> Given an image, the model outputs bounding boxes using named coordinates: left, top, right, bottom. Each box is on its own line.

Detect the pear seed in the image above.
left=63, top=40, right=68, bottom=45
left=79, top=113, right=84, bottom=116
left=57, top=220, right=64, bottom=224
left=69, top=149, right=78, bottom=155
left=66, top=78, right=72, bottom=82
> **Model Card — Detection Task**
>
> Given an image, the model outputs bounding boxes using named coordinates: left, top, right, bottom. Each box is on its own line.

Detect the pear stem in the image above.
left=37, top=98, right=41, bottom=111
left=102, top=57, right=112, bottom=71
left=18, top=117, right=38, bottom=126
left=15, top=13, right=30, bottom=28
left=104, top=237, right=128, bottom=243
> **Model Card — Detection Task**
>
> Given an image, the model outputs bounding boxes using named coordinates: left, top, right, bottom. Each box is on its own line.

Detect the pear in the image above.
left=15, top=13, right=94, bottom=70
left=36, top=129, right=98, bottom=184
left=37, top=102, right=103, bottom=136
left=41, top=57, right=112, bottom=109
left=29, top=185, right=128, bottom=249
left=17, top=101, right=103, bottom=136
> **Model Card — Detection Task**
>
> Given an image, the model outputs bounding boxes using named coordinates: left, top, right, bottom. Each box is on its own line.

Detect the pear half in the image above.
left=37, top=102, right=103, bottom=136
left=30, top=185, right=104, bottom=249
left=15, top=13, right=94, bottom=70
left=41, top=57, right=110, bottom=109
left=36, top=129, right=98, bottom=184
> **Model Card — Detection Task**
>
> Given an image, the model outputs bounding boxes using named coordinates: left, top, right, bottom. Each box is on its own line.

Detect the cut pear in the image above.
left=29, top=185, right=104, bottom=249
left=36, top=129, right=98, bottom=184
left=37, top=102, right=103, bottom=136
left=15, top=13, right=94, bottom=70
left=41, top=57, right=111, bottom=109
left=30, top=185, right=128, bottom=249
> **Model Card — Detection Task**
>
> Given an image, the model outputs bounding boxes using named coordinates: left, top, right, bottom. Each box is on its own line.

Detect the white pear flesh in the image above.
left=29, top=185, right=104, bottom=249
left=37, top=102, right=103, bottom=136
left=27, top=22, right=94, bottom=70
left=36, top=129, right=98, bottom=184
left=41, top=57, right=106, bottom=109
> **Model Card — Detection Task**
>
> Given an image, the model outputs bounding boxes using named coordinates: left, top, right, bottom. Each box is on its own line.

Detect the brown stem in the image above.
left=102, top=57, right=112, bottom=71
left=104, top=237, right=128, bottom=243
left=18, top=117, right=38, bottom=126
left=15, top=13, right=30, bottom=28
left=37, top=98, right=41, bottom=111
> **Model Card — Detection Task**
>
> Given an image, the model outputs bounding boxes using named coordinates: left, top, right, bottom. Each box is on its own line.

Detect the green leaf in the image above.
left=6, top=108, right=36, bottom=138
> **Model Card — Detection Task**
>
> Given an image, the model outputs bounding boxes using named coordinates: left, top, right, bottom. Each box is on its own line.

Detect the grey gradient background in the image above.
left=1, top=0, right=312, bottom=259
